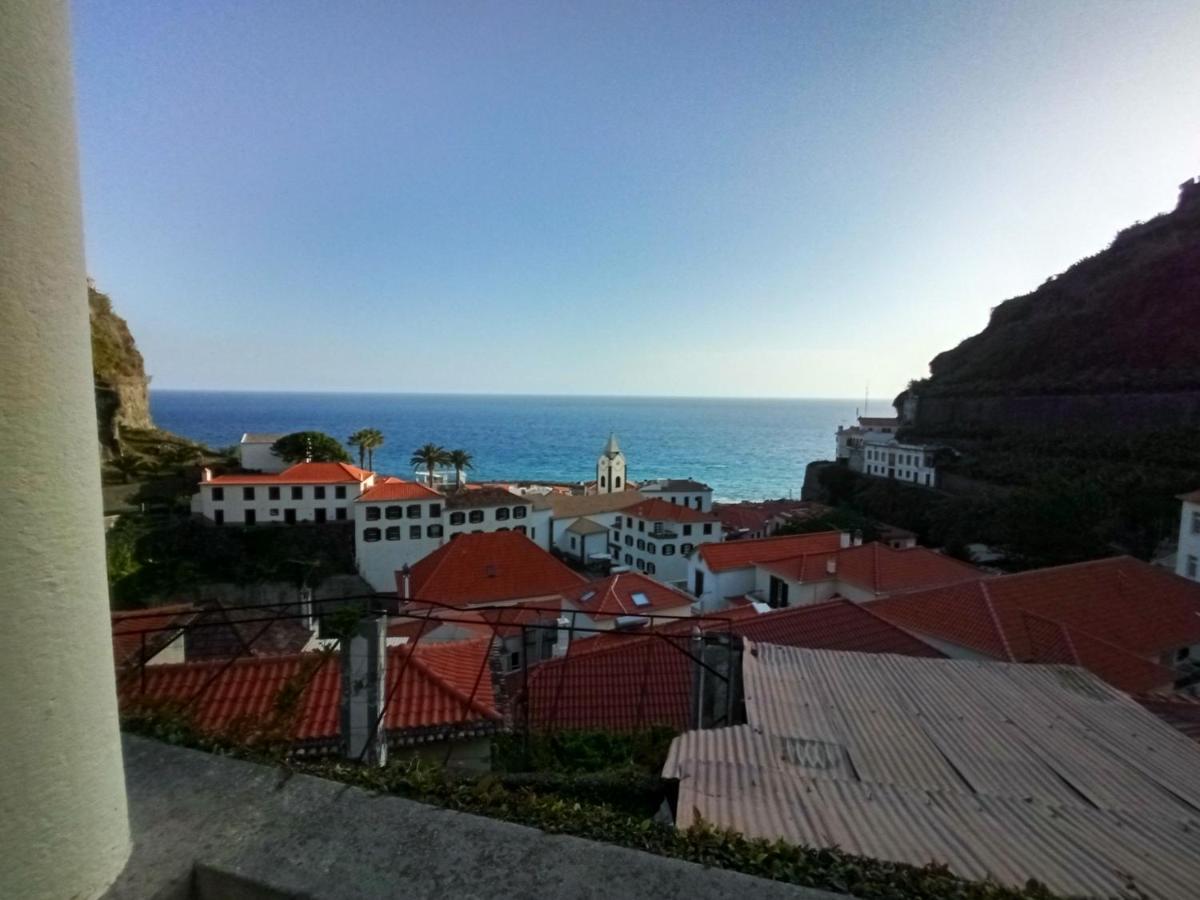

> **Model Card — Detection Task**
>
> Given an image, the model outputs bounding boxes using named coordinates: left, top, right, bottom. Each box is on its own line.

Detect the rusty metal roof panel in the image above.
left=666, top=645, right=1200, bottom=898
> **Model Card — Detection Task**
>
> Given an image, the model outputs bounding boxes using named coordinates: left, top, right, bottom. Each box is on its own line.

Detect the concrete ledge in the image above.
left=105, top=735, right=842, bottom=900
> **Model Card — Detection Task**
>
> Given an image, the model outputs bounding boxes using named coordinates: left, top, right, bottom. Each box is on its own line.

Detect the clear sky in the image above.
left=72, top=1, right=1200, bottom=400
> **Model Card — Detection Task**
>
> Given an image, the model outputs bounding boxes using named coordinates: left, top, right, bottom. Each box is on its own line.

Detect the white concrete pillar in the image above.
left=0, top=1, right=132, bottom=896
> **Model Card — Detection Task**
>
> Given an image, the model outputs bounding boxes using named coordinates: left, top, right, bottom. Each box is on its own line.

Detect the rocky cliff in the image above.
left=898, top=176, right=1200, bottom=434
left=90, top=282, right=152, bottom=456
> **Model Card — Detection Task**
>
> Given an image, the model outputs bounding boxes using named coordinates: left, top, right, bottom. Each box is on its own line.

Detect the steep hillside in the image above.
left=90, top=282, right=152, bottom=455
left=898, top=176, right=1200, bottom=429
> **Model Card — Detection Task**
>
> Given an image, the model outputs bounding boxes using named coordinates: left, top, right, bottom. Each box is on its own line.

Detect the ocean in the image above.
left=151, top=391, right=859, bottom=503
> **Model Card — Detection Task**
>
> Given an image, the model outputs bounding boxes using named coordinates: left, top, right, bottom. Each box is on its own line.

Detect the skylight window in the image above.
left=631, top=591, right=650, bottom=607
left=579, top=590, right=596, bottom=602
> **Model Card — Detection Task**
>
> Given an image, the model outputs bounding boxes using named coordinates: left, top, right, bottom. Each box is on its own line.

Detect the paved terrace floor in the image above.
left=105, top=735, right=842, bottom=900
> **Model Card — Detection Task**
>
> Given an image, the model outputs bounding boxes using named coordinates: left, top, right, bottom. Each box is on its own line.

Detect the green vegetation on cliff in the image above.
left=901, top=177, right=1200, bottom=402
left=89, top=283, right=146, bottom=382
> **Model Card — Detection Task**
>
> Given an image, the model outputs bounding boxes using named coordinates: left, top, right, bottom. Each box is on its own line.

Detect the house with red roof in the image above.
left=111, top=604, right=198, bottom=670
left=561, top=572, right=695, bottom=634
left=194, top=461, right=378, bottom=526
left=688, top=531, right=847, bottom=610
left=868, top=555, right=1200, bottom=694
left=119, top=637, right=502, bottom=769
left=609, top=497, right=722, bottom=586
left=522, top=598, right=941, bottom=732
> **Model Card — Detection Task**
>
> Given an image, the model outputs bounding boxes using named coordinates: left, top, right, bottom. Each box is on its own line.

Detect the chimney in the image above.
left=398, top=564, right=412, bottom=602
left=340, top=614, right=387, bottom=767
left=853, top=530, right=863, bottom=547
left=839, top=531, right=851, bottom=549
left=202, top=466, right=213, bottom=482
left=825, top=557, right=837, bottom=576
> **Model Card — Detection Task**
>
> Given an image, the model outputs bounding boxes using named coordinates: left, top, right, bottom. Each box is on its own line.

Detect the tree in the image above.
left=110, top=454, right=144, bottom=484
left=347, top=430, right=369, bottom=468
left=271, top=432, right=350, bottom=465
left=446, top=449, right=473, bottom=489
left=362, top=428, right=384, bottom=471
left=410, top=443, right=448, bottom=487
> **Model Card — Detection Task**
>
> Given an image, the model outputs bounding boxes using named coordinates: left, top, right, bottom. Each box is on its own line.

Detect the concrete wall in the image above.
left=0, top=1, right=132, bottom=894
left=239, top=440, right=286, bottom=473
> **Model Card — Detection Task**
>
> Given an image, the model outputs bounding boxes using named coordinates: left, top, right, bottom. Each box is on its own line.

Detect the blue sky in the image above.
left=73, top=1, right=1200, bottom=399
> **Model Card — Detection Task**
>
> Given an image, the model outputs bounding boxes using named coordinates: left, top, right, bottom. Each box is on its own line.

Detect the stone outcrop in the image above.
left=89, top=282, right=152, bottom=456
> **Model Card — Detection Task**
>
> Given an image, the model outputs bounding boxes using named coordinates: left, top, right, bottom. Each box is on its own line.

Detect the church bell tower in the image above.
left=597, top=433, right=626, bottom=494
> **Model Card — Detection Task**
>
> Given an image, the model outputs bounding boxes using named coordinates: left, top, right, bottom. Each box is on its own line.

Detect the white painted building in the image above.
left=687, top=532, right=849, bottom=612
left=836, top=415, right=938, bottom=488
left=355, top=484, right=552, bottom=592
left=609, top=497, right=722, bottom=587
left=1177, top=489, right=1200, bottom=582
left=595, top=432, right=627, bottom=494
left=238, top=432, right=287, bottom=473
left=536, top=491, right=646, bottom=562
left=636, top=478, right=713, bottom=512
left=194, top=461, right=377, bottom=525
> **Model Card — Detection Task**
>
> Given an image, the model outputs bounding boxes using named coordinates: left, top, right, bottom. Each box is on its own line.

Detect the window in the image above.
left=514, top=525, right=526, bottom=535
left=245, top=509, right=257, bottom=525
left=496, top=507, right=510, bottom=521
left=427, top=524, right=443, bottom=538
left=624, top=535, right=633, bottom=546
left=284, top=509, right=296, bottom=523
left=615, top=476, right=621, bottom=488
left=386, top=505, right=402, bottom=519
left=600, top=476, right=607, bottom=488
left=430, top=503, right=441, bottom=518
left=214, top=509, right=224, bottom=525
left=243, top=487, right=255, bottom=501
left=314, top=486, right=326, bottom=500
left=212, top=487, right=224, bottom=501
left=291, top=486, right=303, bottom=500
left=646, top=542, right=656, bottom=555
left=631, top=591, right=650, bottom=608
left=702, top=523, right=713, bottom=535
left=269, top=508, right=279, bottom=517
left=363, top=527, right=381, bottom=542
left=335, top=507, right=347, bottom=520
left=626, top=517, right=632, bottom=527
left=662, top=544, right=675, bottom=556
left=335, top=486, right=347, bottom=499
left=645, top=562, right=655, bottom=575
left=670, top=497, right=677, bottom=505
left=1188, top=555, right=1199, bottom=579
left=570, top=536, right=577, bottom=549
left=681, top=543, right=693, bottom=554
left=1193, top=512, right=1200, bottom=535
left=513, top=506, right=526, bottom=519
left=385, top=526, right=401, bottom=541
left=769, top=576, right=789, bottom=609
left=409, top=525, right=422, bottom=539
left=366, top=507, right=381, bottom=520
left=636, top=559, right=645, bottom=571
left=682, top=524, right=692, bottom=536
left=624, top=553, right=632, bottom=564
left=508, top=651, right=521, bottom=672
left=693, top=569, right=704, bottom=597
left=1178, top=647, right=1192, bottom=662
left=636, top=538, right=645, bottom=550
left=613, top=516, right=622, bottom=527
left=268, top=486, right=281, bottom=501
left=638, top=520, right=645, bottom=532
left=469, top=510, right=484, bottom=523
left=315, top=508, right=327, bottom=523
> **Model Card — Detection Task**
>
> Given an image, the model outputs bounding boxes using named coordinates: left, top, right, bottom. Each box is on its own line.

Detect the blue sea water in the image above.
left=151, top=392, right=859, bottom=502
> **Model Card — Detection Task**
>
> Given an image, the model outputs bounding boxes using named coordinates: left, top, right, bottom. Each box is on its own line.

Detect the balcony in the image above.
left=649, top=528, right=678, bottom=540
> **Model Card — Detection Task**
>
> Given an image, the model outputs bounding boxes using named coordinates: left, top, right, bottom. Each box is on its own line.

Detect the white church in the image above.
left=595, top=432, right=627, bottom=494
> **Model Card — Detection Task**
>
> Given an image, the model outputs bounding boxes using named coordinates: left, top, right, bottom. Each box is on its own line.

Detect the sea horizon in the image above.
left=152, top=390, right=870, bottom=503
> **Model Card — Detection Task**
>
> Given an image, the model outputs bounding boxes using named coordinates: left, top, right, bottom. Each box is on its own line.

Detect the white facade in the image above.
left=608, top=503, right=722, bottom=587
left=238, top=433, right=286, bottom=473
left=836, top=415, right=938, bottom=488
left=637, top=479, right=714, bottom=512
left=356, top=487, right=552, bottom=592
left=688, top=556, right=758, bottom=612
left=597, top=433, right=627, bottom=494
left=1177, top=494, right=1200, bottom=582
left=194, top=464, right=375, bottom=525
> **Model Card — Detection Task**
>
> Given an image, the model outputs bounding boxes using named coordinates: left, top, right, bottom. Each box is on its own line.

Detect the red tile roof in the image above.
left=869, top=556, right=1200, bottom=693
left=390, top=598, right=564, bottom=640
left=402, top=531, right=586, bottom=607
left=111, top=604, right=198, bottom=668
left=1179, top=489, right=1200, bottom=504
left=119, top=638, right=499, bottom=747
left=566, top=573, right=695, bottom=619
left=760, top=542, right=983, bottom=596
left=524, top=599, right=942, bottom=731
left=206, top=461, right=373, bottom=486
left=622, top=497, right=718, bottom=524
left=696, top=531, right=844, bottom=573
left=358, top=479, right=441, bottom=502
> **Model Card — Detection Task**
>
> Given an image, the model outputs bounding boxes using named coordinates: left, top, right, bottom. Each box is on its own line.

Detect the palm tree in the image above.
left=110, top=454, right=144, bottom=484
left=410, top=443, right=448, bottom=487
left=446, top=449, right=473, bottom=489
left=347, top=430, right=370, bottom=468
left=362, top=428, right=385, bottom=471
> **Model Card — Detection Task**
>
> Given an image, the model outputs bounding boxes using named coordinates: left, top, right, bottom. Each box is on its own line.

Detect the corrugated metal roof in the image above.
left=664, top=645, right=1200, bottom=899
